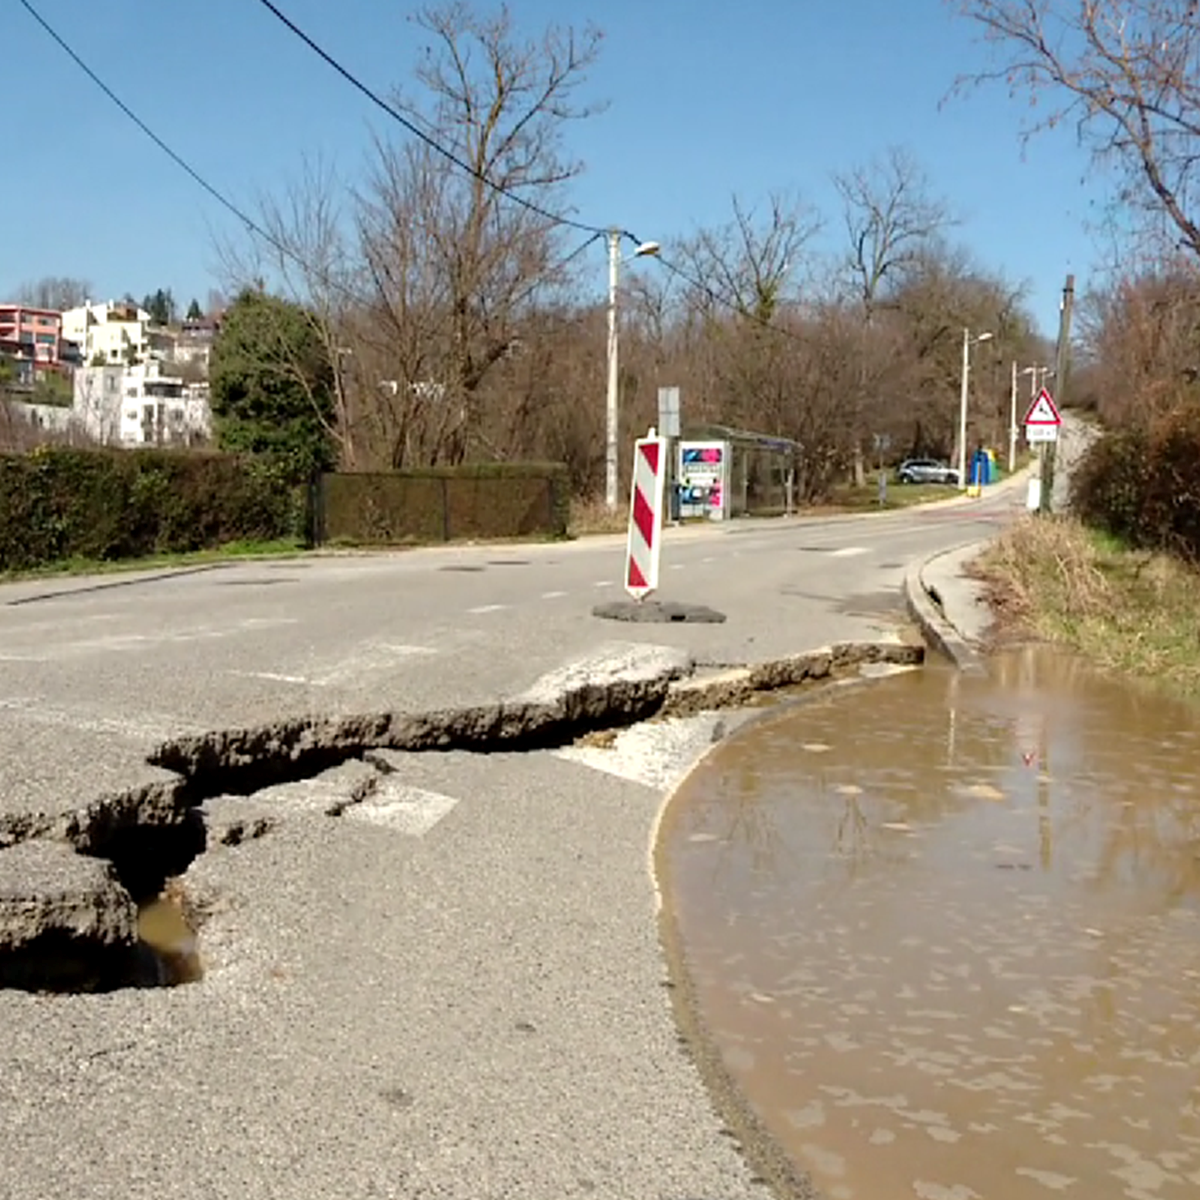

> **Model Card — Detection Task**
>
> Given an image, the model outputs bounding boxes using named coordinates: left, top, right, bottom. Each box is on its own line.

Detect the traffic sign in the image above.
left=1023, top=388, right=1061, bottom=427
left=1026, top=424, right=1057, bottom=443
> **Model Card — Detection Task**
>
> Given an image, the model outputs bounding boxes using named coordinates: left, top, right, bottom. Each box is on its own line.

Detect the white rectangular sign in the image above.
left=657, top=387, right=681, bottom=439
left=1025, top=424, right=1058, bottom=443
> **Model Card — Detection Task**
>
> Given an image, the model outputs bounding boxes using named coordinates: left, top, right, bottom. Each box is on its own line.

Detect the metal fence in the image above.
left=308, top=465, right=570, bottom=547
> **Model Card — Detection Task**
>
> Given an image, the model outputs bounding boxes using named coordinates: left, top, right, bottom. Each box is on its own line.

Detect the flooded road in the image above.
left=659, top=648, right=1200, bottom=1200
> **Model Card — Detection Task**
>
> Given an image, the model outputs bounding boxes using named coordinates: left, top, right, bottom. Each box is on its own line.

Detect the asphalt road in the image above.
left=0, top=478, right=1027, bottom=1200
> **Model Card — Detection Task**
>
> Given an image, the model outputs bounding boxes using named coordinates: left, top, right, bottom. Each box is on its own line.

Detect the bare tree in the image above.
left=225, top=157, right=366, bottom=466
left=676, top=192, right=821, bottom=323
left=835, top=147, right=952, bottom=315
left=1078, top=256, right=1200, bottom=424
left=358, top=1, right=604, bottom=467
left=832, top=148, right=953, bottom=479
left=951, top=0, right=1200, bottom=258
left=13, top=276, right=92, bottom=310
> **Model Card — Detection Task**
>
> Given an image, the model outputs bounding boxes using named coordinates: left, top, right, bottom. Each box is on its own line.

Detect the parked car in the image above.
left=897, top=458, right=959, bottom=485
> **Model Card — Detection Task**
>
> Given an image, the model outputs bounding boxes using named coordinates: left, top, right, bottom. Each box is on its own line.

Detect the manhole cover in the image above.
left=593, top=600, right=727, bottom=624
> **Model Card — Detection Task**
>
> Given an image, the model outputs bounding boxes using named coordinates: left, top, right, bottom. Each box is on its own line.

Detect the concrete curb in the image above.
left=902, top=541, right=989, bottom=674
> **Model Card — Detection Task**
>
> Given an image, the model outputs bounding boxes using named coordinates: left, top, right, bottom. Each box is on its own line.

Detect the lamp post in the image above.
left=958, top=328, right=992, bottom=489
left=605, top=230, right=661, bottom=512
left=1014, top=364, right=1039, bottom=473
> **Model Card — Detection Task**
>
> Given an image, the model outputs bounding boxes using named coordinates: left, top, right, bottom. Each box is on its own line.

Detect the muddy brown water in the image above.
left=659, top=648, right=1200, bottom=1200
left=136, top=888, right=203, bottom=986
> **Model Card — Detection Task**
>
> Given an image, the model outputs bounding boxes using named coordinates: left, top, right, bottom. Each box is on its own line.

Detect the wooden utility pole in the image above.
left=1040, top=274, right=1074, bottom=515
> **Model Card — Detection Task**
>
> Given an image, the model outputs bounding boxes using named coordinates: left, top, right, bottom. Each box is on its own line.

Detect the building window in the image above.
left=35, top=333, right=56, bottom=345
left=36, top=316, right=56, bottom=327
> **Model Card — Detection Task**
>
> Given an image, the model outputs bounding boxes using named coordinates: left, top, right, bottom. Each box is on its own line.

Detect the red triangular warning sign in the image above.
left=1023, top=388, right=1061, bottom=426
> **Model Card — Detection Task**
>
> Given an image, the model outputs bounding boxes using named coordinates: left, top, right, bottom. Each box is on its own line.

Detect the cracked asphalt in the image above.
left=0, top=480, right=1028, bottom=1200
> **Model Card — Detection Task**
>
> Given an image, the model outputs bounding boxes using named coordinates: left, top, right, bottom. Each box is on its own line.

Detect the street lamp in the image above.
left=605, top=231, right=662, bottom=512
left=958, top=328, right=992, bottom=489
left=1014, top=365, right=1040, bottom=473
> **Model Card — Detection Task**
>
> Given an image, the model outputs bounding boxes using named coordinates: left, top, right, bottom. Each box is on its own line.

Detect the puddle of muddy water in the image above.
left=136, top=885, right=203, bottom=986
left=659, top=646, right=1200, bottom=1200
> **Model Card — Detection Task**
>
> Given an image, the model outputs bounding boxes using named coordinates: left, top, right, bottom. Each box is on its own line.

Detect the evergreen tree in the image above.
left=209, top=289, right=337, bottom=478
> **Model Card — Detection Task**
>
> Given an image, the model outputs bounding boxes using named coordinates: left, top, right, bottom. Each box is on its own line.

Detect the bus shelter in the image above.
left=676, top=424, right=802, bottom=520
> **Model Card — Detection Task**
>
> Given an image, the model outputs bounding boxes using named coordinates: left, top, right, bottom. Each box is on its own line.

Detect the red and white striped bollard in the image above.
left=624, top=426, right=666, bottom=601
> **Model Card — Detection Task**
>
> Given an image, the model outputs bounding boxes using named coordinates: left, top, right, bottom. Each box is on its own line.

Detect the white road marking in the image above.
left=668, top=563, right=684, bottom=571
left=593, top=580, right=615, bottom=589
left=0, top=617, right=300, bottom=661
left=541, top=590, right=567, bottom=599
left=230, top=671, right=311, bottom=685
left=285, top=643, right=439, bottom=689
left=344, top=782, right=461, bottom=836
left=467, top=603, right=508, bottom=613
left=554, top=714, right=726, bottom=793
left=830, top=546, right=870, bottom=558
left=701, top=556, right=715, bottom=563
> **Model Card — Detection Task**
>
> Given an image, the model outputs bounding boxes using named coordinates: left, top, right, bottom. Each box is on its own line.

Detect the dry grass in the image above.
left=568, top=496, right=629, bottom=537
left=973, top=515, right=1200, bottom=695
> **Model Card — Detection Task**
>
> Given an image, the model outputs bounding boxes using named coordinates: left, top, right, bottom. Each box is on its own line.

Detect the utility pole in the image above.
left=957, top=328, right=992, bottom=489
left=1041, top=274, right=1074, bottom=515
left=958, top=328, right=970, bottom=489
left=604, top=228, right=621, bottom=512
left=1008, top=359, right=1018, bottom=474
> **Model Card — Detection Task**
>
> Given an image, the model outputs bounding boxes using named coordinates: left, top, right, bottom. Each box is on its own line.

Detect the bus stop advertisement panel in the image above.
left=678, top=440, right=730, bottom=520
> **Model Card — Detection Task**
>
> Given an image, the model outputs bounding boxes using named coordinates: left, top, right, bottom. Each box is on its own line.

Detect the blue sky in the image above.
left=9, top=0, right=1107, bottom=336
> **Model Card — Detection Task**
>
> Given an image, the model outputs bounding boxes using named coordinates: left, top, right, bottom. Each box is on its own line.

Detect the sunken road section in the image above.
left=0, top=639, right=922, bottom=992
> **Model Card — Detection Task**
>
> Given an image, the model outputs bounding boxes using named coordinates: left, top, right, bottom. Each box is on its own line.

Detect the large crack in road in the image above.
left=0, top=639, right=922, bottom=992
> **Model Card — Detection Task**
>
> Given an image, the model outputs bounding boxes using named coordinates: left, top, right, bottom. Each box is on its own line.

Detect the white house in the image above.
left=61, top=300, right=165, bottom=367
left=72, top=360, right=211, bottom=446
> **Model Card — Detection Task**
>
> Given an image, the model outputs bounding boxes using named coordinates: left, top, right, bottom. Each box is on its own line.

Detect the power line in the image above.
left=14, top=0, right=369, bottom=307
left=252, top=0, right=805, bottom=337
left=16, top=0, right=606, bottom=316
left=253, top=0, right=628, bottom=242
left=21, top=0, right=773, bottom=336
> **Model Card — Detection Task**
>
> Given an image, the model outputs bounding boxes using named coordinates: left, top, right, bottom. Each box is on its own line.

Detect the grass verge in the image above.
left=568, top=475, right=982, bottom=533
left=826, top=480, right=958, bottom=511
left=0, top=538, right=306, bottom=583
left=568, top=496, right=629, bottom=537
left=971, top=515, right=1200, bottom=696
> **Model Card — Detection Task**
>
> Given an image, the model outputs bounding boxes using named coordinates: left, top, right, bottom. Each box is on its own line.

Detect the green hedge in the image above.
left=319, top=462, right=570, bottom=545
left=0, top=447, right=301, bottom=571
left=1071, top=408, right=1200, bottom=560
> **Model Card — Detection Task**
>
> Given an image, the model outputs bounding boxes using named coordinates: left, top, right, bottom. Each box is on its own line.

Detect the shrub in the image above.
left=0, top=447, right=301, bottom=571
left=1072, top=408, right=1200, bottom=559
